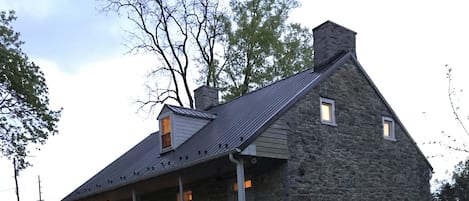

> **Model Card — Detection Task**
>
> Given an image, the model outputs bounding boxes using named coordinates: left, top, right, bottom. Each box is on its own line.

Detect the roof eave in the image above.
left=63, top=149, right=237, bottom=201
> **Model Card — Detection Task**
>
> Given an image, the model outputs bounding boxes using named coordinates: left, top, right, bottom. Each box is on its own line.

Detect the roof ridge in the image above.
left=167, top=104, right=212, bottom=113
left=166, top=104, right=217, bottom=119
left=210, top=68, right=314, bottom=110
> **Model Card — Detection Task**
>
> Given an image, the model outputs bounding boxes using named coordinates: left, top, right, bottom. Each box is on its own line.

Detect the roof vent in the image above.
left=313, top=21, right=357, bottom=72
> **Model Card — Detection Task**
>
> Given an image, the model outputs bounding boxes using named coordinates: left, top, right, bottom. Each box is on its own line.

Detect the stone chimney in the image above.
left=194, top=86, right=219, bottom=110
left=313, top=21, right=357, bottom=72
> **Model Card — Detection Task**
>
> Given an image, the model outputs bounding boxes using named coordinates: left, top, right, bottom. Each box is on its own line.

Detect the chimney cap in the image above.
left=313, top=20, right=357, bottom=34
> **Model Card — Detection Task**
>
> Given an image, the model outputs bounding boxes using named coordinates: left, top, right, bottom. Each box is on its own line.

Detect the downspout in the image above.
left=178, top=175, right=184, bottom=201
left=229, top=152, right=246, bottom=201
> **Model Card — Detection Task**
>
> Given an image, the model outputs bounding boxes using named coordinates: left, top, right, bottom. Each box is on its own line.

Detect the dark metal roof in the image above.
left=62, top=54, right=353, bottom=201
left=166, top=105, right=216, bottom=120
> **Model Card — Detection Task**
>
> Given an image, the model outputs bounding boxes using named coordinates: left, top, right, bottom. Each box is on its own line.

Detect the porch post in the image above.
left=229, top=153, right=246, bottom=201
left=132, top=189, right=137, bottom=201
left=178, top=175, right=184, bottom=201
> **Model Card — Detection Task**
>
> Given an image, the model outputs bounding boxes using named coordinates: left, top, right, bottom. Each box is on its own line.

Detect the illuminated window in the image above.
left=320, top=97, right=336, bottom=126
left=176, top=190, right=192, bottom=201
left=161, top=116, right=171, bottom=148
left=382, top=117, right=395, bottom=140
left=233, top=180, right=252, bottom=191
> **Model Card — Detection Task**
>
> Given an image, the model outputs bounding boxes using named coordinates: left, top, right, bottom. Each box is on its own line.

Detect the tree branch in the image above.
left=446, top=64, right=469, bottom=136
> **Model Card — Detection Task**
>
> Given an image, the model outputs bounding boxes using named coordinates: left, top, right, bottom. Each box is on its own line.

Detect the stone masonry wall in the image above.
left=283, top=60, right=432, bottom=201
left=191, top=177, right=228, bottom=201
left=252, top=162, right=287, bottom=201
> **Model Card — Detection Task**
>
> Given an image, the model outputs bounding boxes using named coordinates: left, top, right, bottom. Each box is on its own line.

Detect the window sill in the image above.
left=321, top=121, right=337, bottom=127
left=383, top=137, right=396, bottom=141
left=161, top=146, right=173, bottom=153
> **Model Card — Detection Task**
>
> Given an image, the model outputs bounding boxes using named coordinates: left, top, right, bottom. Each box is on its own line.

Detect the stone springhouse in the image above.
left=63, top=21, right=433, bottom=201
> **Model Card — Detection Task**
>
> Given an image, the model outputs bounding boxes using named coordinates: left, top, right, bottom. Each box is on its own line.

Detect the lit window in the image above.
left=382, top=117, right=395, bottom=140
left=320, top=97, right=336, bottom=125
left=321, top=103, right=332, bottom=121
left=161, top=116, right=171, bottom=148
left=176, top=190, right=192, bottom=201
left=233, top=180, right=252, bottom=191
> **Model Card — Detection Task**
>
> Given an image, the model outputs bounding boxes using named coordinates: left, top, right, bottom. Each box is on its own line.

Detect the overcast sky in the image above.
left=1, top=0, right=469, bottom=200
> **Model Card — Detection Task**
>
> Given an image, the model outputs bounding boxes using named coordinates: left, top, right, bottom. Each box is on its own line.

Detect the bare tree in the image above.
left=446, top=64, right=469, bottom=137
left=191, top=0, right=227, bottom=88
left=424, top=65, right=469, bottom=157
left=438, top=65, right=469, bottom=153
left=433, top=66, right=469, bottom=199
left=103, top=0, right=314, bottom=111
left=103, top=0, right=226, bottom=112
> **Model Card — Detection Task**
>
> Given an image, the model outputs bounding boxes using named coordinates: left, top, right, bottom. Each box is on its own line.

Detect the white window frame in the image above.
left=382, top=117, right=395, bottom=140
left=320, top=97, right=336, bottom=126
left=159, top=114, right=174, bottom=153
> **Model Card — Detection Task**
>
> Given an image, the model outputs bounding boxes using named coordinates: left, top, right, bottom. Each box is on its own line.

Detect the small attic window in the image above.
left=383, top=117, right=395, bottom=140
left=161, top=116, right=172, bottom=148
left=320, top=97, right=336, bottom=126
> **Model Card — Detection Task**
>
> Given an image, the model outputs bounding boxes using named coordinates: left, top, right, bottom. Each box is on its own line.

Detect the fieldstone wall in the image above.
left=252, top=162, right=287, bottom=201
left=140, top=186, right=176, bottom=201
left=283, top=60, right=432, bottom=200
left=191, top=177, right=227, bottom=201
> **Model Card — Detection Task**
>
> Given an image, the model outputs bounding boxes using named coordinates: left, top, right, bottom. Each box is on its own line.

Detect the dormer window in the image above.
left=157, top=104, right=216, bottom=153
left=161, top=116, right=172, bottom=148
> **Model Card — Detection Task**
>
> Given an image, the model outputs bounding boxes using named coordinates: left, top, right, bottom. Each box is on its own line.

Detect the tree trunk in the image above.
left=13, top=158, right=20, bottom=201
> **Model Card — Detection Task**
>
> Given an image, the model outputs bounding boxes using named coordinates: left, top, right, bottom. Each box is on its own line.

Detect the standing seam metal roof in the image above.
left=62, top=53, right=354, bottom=201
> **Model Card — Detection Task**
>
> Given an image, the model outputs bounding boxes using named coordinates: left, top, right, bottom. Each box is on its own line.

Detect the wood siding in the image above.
left=252, top=116, right=289, bottom=159
left=172, top=115, right=210, bottom=149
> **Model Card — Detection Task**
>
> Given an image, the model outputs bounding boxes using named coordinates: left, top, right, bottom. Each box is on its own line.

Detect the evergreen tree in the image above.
left=435, top=159, right=469, bottom=200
